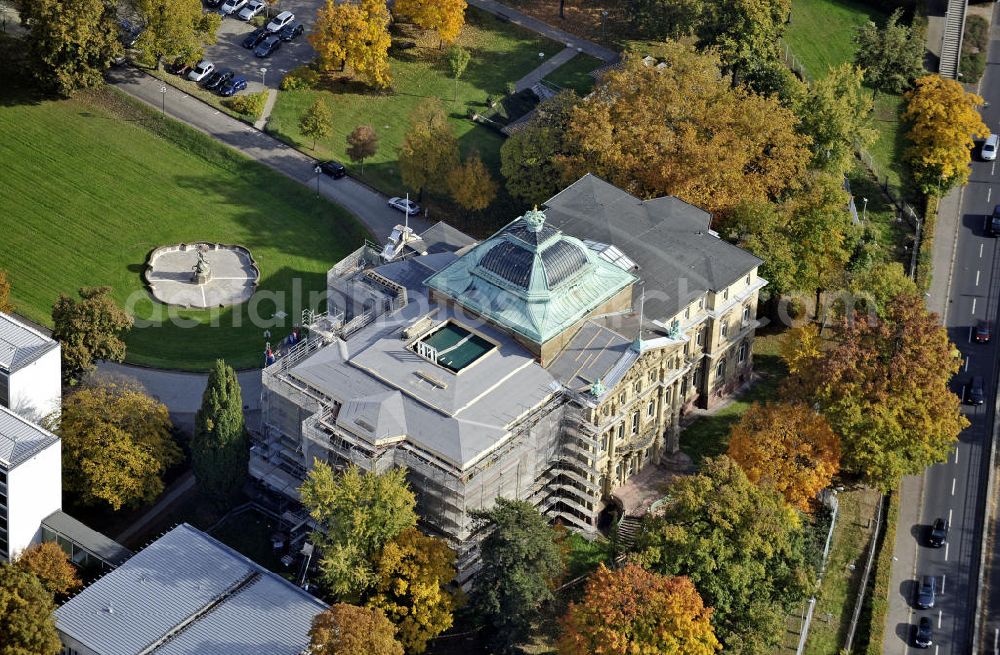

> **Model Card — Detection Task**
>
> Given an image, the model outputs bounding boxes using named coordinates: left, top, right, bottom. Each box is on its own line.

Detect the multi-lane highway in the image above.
left=884, top=13, right=1000, bottom=652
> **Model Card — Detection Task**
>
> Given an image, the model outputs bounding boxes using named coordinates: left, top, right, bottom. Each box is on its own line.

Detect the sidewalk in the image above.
left=514, top=46, right=578, bottom=92
left=926, top=186, right=964, bottom=322
left=882, top=474, right=923, bottom=654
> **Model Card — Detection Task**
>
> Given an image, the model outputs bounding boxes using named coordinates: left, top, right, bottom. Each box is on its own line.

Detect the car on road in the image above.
left=220, top=76, right=248, bottom=97
left=914, top=616, right=933, bottom=648
left=984, top=134, right=999, bottom=161
left=187, top=60, right=216, bottom=82
left=219, top=0, right=248, bottom=16
left=989, top=205, right=1000, bottom=237
left=928, top=518, right=949, bottom=548
left=254, top=34, right=282, bottom=58
left=266, top=10, right=295, bottom=32
left=968, top=375, right=986, bottom=406
left=388, top=197, right=420, bottom=216
left=237, top=0, right=266, bottom=20
left=278, top=22, right=304, bottom=41
left=242, top=26, right=268, bottom=49
left=203, top=69, right=234, bottom=91
left=916, top=575, right=936, bottom=609
left=318, top=161, right=347, bottom=179
left=976, top=319, right=992, bottom=343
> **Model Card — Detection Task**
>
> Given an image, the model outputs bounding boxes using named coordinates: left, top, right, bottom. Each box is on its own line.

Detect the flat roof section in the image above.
left=0, top=311, right=58, bottom=373
left=418, top=322, right=495, bottom=373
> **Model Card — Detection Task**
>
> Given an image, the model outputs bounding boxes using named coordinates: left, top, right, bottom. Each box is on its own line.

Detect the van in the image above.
left=984, top=134, right=999, bottom=161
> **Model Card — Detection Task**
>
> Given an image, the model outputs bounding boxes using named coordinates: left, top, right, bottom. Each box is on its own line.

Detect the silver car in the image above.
left=187, top=60, right=215, bottom=82
left=388, top=197, right=420, bottom=216
left=219, top=0, right=248, bottom=16
left=237, top=0, right=266, bottom=20
left=984, top=134, right=998, bottom=161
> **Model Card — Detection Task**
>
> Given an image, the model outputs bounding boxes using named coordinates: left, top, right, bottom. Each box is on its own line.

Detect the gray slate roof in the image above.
left=0, top=312, right=58, bottom=373
left=0, top=403, right=59, bottom=469
left=55, top=523, right=326, bottom=655
left=42, top=510, right=132, bottom=567
left=543, top=174, right=763, bottom=320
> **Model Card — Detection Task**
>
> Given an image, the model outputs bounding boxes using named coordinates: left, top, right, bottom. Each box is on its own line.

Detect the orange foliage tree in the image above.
left=309, top=604, right=403, bottom=655
left=394, top=0, right=467, bottom=46
left=15, top=542, right=81, bottom=597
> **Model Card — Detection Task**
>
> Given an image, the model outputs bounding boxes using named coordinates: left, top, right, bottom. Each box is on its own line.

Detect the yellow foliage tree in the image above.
left=310, top=604, right=403, bottom=655
left=780, top=323, right=822, bottom=376
left=310, top=0, right=392, bottom=89
left=903, top=74, right=987, bottom=195
left=395, top=0, right=467, bottom=46
left=447, top=151, right=497, bottom=210
left=15, top=542, right=82, bottom=597
left=727, top=402, right=841, bottom=512
left=399, top=98, right=460, bottom=197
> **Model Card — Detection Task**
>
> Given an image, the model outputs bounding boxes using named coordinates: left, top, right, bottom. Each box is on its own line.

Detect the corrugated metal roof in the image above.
left=0, top=312, right=58, bottom=373
left=55, top=524, right=326, bottom=655
left=0, top=404, right=59, bottom=469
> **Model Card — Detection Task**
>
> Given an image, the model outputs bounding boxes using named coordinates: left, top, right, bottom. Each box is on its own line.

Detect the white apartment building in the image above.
left=0, top=311, right=61, bottom=422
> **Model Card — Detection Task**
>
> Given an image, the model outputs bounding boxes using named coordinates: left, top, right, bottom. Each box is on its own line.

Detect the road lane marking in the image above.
left=942, top=574, right=946, bottom=594
left=949, top=508, right=953, bottom=524
left=955, top=447, right=960, bottom=464
left=952, top=478, right=957, bottom=495
left=966, top=357, right=971, bottom=372
left=994, top=627, right=998, bottom=654
left=989, top=187, right=993, bottom=203
left=939, top=610, right=943, bottom=627
left=945, top=542, right=949, bottom=561
left=973, top=297, right=978, bottom=314
left=977, top=269, right=982, bottom=286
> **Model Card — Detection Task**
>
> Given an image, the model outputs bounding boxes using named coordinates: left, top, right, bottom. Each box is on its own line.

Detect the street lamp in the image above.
left=260, top=67, right=268, bottom=88
left=862, top=197, right=868, bottom=222
left=314, top=165, right=322, bottom=196
left=601, top=10, right=608, bottom=42
left=159, top=86, right=167, bottom=115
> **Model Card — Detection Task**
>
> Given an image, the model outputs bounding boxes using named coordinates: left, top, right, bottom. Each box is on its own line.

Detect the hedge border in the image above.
left=915, top=194, right=938, bottom=290
left=861, top=491, right=900, bottom=654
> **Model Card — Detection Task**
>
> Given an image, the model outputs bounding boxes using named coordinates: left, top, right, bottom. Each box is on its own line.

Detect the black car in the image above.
left=167, top=58, right=191, bottom=76
left=916, top=575, right=936, bottom=609
left=220, top=76, right=248, bottom=97
left=278, top=22, right=304, bottom=41
left=203, top=69, right=234, bottom=91
left=928, top=518, right=948, bottom=548
left=968, top=375, right=986, bottom=405
left=254, top=34, right=281, bottom=58
left=976, top=319, right=993, bottom=343
left=914, top=616, right=933, bottom=648
left=242, top=27, right=268, bottom=49
left=204, top=0, right=223, bottom=6
left=990, top=205, right=1000, bottom=237
left=319, top=161, right=347, bottom=179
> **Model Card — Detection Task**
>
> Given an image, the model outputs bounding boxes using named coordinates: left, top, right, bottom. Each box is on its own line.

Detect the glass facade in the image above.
left=0, top=469, right=8, bottom=560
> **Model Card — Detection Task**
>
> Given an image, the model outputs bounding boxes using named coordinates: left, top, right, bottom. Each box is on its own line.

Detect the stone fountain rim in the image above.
left=143, top=241, right=261, bottom=309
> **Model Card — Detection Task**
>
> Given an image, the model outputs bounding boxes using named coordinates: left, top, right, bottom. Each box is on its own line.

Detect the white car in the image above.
left=266, top=10, right=295, bottom=32
left=237, top=0, right=266, bottom=20
left=388, top=197, right=421, bottom=216
left=187, top=60, right=216, bottom=82
left=984, top=134, right=999, bottom=161
left=219, top=0, right=248, bottom=16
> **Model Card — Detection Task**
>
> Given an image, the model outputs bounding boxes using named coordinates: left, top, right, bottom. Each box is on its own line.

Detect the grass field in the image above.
left=0, top=86, right=368, bottom=370
left=785, top=0, right=886, bottom=79
left=543, top=53, right=603, bottom=95
left=267, top=7, right=562, bottom=198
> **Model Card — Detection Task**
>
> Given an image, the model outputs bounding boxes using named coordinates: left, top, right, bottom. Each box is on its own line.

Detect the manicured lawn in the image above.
left=267, top=7, right=563, bottom=197
left=785, top=0, right=885, bottom=79
left=0, top=86, right=368, bottom=371
left=543, top=53, right=603, bottom=95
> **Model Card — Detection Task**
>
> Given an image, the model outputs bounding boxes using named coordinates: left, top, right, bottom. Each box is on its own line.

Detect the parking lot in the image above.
left=201, top=0, right=321, bottom=92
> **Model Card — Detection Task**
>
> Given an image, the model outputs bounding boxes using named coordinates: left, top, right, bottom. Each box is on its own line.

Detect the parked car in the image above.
left=984, top=134, right=999, bottom=161
left=914, top=616, right=933, bottom=648
left=916, top=575, right=936, bottom=609
left=254, top=34, right=282, bottom=58
left=237, top=0, right=266, bottom=20
left=118, top=18, right=143, bottom=48
left=928, top=518, right=949, bottom=548
left=968, top=375, right=986, bottom=406
left=242, top=26, right=268, bottom=49
left=976, top=320, right=992, bottom=343
left=204, top=0, right=223, bottom=6
left=388, top=197, right=420, bottom=216
left=318, top=161, right=347, bottom=179
left=219, top=0, right=248, bottom=16
left=220, top=76, right=248, bottom=97
left=187, top=60, right=216, bottom=82
left=266, top=10, right=295, bottom=32
left=278, top=22, right=304, bottom=41
left=168, top=58, right=192, bottom=76
left=989, top=205, right=1000, bottom=237
left=203, top=69, right=234, bottom=91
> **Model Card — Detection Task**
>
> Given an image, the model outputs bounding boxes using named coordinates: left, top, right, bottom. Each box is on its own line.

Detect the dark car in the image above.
left=254, top=34, right=281, bottom=58
left=118, top=18, right=143, bottom=48
left=242, top=26, right=268, bottom=49
left=968, top=375, right=986, bottom=406
left=204, top=0, right=223, bottom=6
left=319, top=160, right=347, bottom=179
left=167, top=58, right=192, bottom=76
left=204, top=69, right=234, bottom=91
left=916, top=575, right=936, bottom=609
left=219, top=76, right=248, bottom=97
left=914, top=616, right=933, bottom=648
left=990, top=205, right=1000, bottom=237
left=976, top=319, right=992, bottom=343
left=928, top=518, right=949, bottom=548
left=278, top=22, right=304, bottom=41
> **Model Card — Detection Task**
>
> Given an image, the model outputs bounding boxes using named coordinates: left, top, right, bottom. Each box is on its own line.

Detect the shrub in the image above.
left=223, top=91, right=269, bottom=120
left=861, top=493, right=898, bottom=654
left=915, top=195, right=938, bottom=291
left=250, top=14, right=267, bottom=27
left=960, top=15, right=988, bottom=83
left=280, top=66, right=320, bottom=91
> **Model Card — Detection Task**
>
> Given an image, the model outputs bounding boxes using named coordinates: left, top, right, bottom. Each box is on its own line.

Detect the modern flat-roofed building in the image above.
left=0, top=311, right=61, bottom=422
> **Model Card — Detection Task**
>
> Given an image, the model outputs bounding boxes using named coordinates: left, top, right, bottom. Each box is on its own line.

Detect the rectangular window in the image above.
left=617, top=423, right=625, bottom=440
left=634, top=381, right=641, bottom=393
left=631, top=412, right=639, bottom=434
left=665, top=388, right=672, bottom=403
left=647, top=399, right=655, bottom=417
left=717, top=359, right=727, bottom=378
left=696, top=329, right=704, bottom=346
left=601, top=432, right=609, bottom=452
left=721, top=321, right=729, bottom=338
left=743, top=305, right=751, bottom=323
left=698, top=297, right=705, bottom=309
left=746, top=274, right=751, bottom=285
left=724, top=288, right=729, bottom=300
left=738, top=342, right=749, bottom=363
left=685, top=306, right=691, bottom=319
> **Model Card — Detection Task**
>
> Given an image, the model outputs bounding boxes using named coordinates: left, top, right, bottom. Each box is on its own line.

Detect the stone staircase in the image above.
left=939, top=0, right=967, bottom=79
left=616, top=515, right=642, bottom=550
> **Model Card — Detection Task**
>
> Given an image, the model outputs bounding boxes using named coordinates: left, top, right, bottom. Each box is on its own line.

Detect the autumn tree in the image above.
left=500, top=90, right=580, bottom=206
left=630, top=0, right=703, bottom=40
left=558, top=45, right=810, bottom=216
left=299, top=462, right=417, bottom=599
left=309, top=604, right=404, bottom=655
left=795, top=64, right=877, bottom=177
left=448, top=151, right=497, bottom=210
left=60, top=380, right=182, bottom=511
left=635, top=456, right=811, bottom=655
left=785, top=294, right=968, bottom=490
left=398, top=98, right=460, bottom=199
left=854, top=9, right=925, bottom=97
left=0, top=270, right=12, bottom=313
left=191, top=360, right=248, bottom=505
left=52, top=286, right=133, bottom=385
left=558, top=564, right=720, bottom=655
left=447, top=45, right=471, bottom=102
left=903, top=74, right=988, bottom=195
left=133, top=0, right=221, bottom=69
left=0, top=563, right=60, bottom=655
left=346, top=125, right=378, bottom=172
left=696, top=0, right=790, bottom=84
left=727, top=402, right=840, bottom=512
left=849, top=261, right=918, bottom=318
left=368, top=528, right=457, bottom=654
left=395, top=0, right=467, bottom=46
left=470, top=498, right=565, bottom=654
left=310, top=0, right=392, bottom=89
left=300, top=98, right=334, bottom=149
left=14, top=542, right=81, bottom=598
left=15, top=0, right=122, bottom=95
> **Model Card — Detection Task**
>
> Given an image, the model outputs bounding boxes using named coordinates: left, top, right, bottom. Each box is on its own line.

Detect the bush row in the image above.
left=223, top=91, right=269, bottom=120
left=960, top=15, right=989, bottom=83
left=914, top=194, right=938, bottom=291
left=861, top=492, right=899, bottom=655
